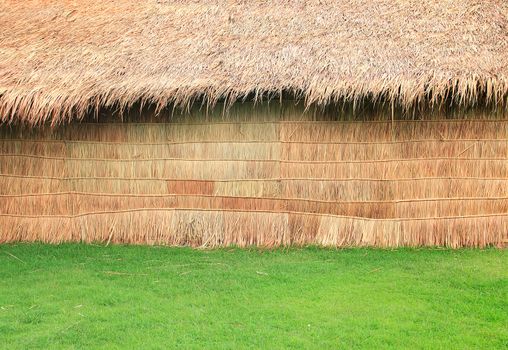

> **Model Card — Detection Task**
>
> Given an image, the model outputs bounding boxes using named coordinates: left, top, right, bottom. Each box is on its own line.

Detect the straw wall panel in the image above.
left=1, top=104, right=507, bottom=247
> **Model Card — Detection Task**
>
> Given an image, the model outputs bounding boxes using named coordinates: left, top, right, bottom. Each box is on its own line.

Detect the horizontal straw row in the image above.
left=1, top=209, right=505, bottom=248
left=2, top=158, right=507, bottom=178
left=2, top=193, right=508, bottom=218
left=2, top=177, right=508, bottom=199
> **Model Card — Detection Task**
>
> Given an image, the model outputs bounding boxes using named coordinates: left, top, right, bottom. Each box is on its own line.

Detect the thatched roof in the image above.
left=1, top=0, right=507, bottom=124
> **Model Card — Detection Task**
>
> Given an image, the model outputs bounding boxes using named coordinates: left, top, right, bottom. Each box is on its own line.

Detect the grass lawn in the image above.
left=0, top=244, right=506, bottom=349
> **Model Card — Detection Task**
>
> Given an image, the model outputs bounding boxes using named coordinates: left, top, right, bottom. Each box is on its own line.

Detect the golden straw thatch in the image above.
left=0, top=0, right=507, bottom=124
left=0, top=103, right=507, bottom=247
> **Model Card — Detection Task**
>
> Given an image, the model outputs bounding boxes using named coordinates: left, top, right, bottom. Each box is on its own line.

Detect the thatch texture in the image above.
left=0, top=0, right=507, bottom=124
left=0, top=104, right=507, bottom=247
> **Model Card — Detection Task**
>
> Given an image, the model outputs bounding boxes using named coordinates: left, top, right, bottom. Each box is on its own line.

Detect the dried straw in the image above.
left=0, top=104, right=507, bottom=247
left=0, top=1, right=507, bottom=124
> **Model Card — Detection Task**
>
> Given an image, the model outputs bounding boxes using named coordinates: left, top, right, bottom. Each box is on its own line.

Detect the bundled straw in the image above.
left=0, top=103, right=507, bottom=247
left=0, top=1, right=507, bottom=124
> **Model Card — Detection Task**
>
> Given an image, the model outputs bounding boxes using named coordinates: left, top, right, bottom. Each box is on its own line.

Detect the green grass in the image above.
left=0, top=244, right=506, bottom=349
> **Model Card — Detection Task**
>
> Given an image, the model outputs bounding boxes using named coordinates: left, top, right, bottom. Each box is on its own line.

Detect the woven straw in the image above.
left=0, top=103, right=506, bottom=247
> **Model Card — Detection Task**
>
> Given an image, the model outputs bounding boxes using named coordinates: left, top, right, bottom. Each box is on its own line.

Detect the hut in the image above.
left=0, top=1, right=507, bottom=247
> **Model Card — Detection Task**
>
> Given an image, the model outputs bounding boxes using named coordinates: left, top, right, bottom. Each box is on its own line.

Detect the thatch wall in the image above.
left=0, top=103, right=507, bottom=247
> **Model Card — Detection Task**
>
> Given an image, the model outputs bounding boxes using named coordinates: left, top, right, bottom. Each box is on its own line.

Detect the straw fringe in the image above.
left=0, top=209, right=504, bottom=248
